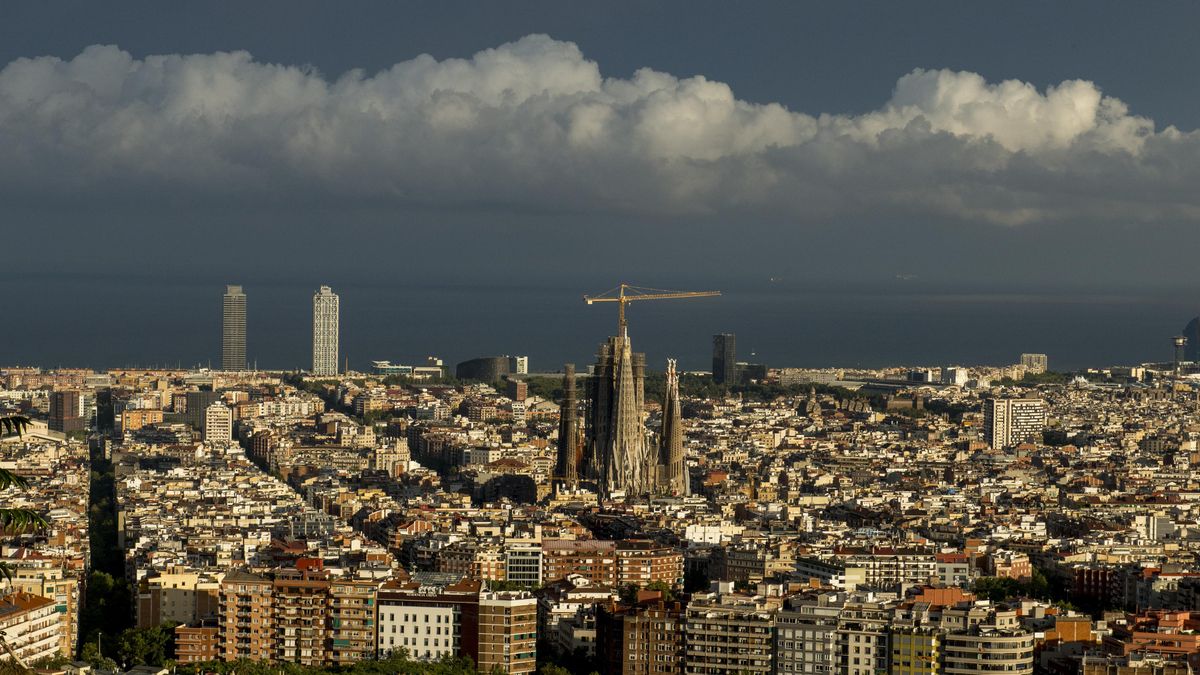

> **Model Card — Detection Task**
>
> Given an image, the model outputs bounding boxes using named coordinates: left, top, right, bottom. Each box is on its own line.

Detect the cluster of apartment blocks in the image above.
left=0, top=439, right=91, bottom=664
left=165, top=570, right=537, bottom=673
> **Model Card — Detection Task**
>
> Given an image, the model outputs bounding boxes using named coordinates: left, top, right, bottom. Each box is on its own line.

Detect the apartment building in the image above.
left=0, top=592, right=62, bottom=666
left=376, top=579, right=481, bottom=661
left=616, top=541, right=684, bottom=588
left=471, top=591, right=537, bottom=675
left=684, top=583, right=777, bottom=674
left=543, top=540, right=617, bottom=586
left=597, top=598, right=686, bottom=675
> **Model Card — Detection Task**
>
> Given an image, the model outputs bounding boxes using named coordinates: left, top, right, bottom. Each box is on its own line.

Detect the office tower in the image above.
left=48, top=390, right=84, bottom=433
left=556, top=364, right=579, bottom=488
left=1019, top=353, right=1049, bottom=374
left=983, top=397, right=1047, bottom=449
left=312, top=285, right=339, bottom=376
left=508, top=355, right=529, bottom=375
left=712, top=333, right=736, bottom=384
left=586, top=333, right=650, bottom=498
left=221, top=285, right=247, bottom=371
left=658, top=359, right=688, bottom=496
left=203, top=402, right=232, bottom=443
left=1184, top=317, right=1200, bottom=361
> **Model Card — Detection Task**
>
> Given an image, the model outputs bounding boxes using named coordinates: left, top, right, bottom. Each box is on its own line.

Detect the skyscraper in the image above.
left=586, top=333, right=651, bottom=498
left=312, top=285, right=339, bottom=376
left=556, top=364, right=579, bottom=488
left=712, top=333, right=736, bottom=384
left=221, top=285, right=247, bottom=371
left=657, top=359, right=688, bottom=496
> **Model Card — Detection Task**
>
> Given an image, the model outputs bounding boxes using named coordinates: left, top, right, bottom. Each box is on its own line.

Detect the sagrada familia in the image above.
left=555, top=329, right=690, bottom=499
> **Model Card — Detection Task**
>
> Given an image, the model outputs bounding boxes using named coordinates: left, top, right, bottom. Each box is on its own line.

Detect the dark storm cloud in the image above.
left=0, top=34, right=1198, bottom=226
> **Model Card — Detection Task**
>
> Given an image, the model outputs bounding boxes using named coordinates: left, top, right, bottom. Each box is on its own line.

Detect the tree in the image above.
left=0, top=416, right=48, bottom=581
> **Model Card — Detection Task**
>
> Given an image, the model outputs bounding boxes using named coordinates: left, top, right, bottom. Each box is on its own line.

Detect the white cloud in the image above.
left=0, top=34, right=1196, bottom=225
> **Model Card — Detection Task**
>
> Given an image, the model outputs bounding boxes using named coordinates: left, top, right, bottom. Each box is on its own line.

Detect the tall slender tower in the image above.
left=556, top=364, right=579, bottom=488
left=658, top=359, right=688, bottom=495
left=587, top=332, right=649, bottom=498
left=222, top=285, right=247, bottom=371
left=312, top=285, right=340, bottom=376
left=713, top=333, right=736, bottom=384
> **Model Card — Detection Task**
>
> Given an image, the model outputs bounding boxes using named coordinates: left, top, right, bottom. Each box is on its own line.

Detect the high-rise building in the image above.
left=48, top=390, right=84, bottom=433
left=1019, top=353, right=1048, bottom=374
left=312, top=285, right=339, bottom=376
left=221, top=285, right=247, bottom=371
left=508, top=355, right=529, bottom=375
left=471, top=591, right=537, bottom=675
left=657, top=359, right=688, bottom=496
left=556, top=364, right=579, bottom=488
left=203, top=402, right=232, bottom=444
left=586, top=333, right=651, bottom=498
left=712, top=333, right=736, bottom=384
left=983, top=397, right=1047, bottom=449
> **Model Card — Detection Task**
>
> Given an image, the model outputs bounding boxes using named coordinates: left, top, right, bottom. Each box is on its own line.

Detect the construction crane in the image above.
left=584, top=284, right=721, bottom=334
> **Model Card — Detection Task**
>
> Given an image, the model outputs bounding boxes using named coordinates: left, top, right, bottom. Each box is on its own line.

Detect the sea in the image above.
left=3, top=274, right=1194, bottom=374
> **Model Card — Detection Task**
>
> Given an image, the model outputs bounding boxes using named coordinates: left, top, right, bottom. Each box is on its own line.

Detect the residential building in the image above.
left=983, top=397, right=1047, bottom=449
left=471, top=591, right=537, bottom=675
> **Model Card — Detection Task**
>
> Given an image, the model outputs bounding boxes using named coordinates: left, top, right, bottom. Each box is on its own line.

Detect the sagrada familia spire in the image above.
left=555, top=364, right=581, bottom=488
left=657, top=359, right=688, bottom=495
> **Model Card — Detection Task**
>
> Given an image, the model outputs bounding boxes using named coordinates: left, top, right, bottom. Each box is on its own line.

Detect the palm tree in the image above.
left=0, top=415, right=49, bottom=582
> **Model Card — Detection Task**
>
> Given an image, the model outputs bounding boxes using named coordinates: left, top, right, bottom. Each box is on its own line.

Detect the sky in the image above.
left=3, top=2, right=1200, bottom=369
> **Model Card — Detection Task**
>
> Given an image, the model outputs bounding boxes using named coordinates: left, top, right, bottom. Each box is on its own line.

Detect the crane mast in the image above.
left=583, top=284, right=721, bottom=334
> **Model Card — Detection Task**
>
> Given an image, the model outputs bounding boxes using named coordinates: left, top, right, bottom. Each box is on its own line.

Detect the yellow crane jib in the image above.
left=583, top=283, right=721, bottom=334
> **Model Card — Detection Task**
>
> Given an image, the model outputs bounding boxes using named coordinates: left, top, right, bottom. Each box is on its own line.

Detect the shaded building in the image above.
left=656, top=359, right=688, bottom=496
left=712, top=333, right=736, bottom=384
left=596, top=598, right=685, bottom=675
left=48, top=390, right=84, bottom=433
left=455, top=357, right=510, bottom=383
left=556, top=364, right=580, bottom=488
left=222, top=285, right=247, bottom=371
left=1184, top=316, right=1200, bottom=362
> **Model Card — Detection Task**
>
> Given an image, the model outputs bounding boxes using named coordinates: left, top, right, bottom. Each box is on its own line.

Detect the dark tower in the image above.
left=658, top=359, right=688, bottom=496
left=556, top=364, right=579, bottom=488
left=712, top=333, right=736, bottom=384
left=1174, top=336, right=1188, bottom=376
